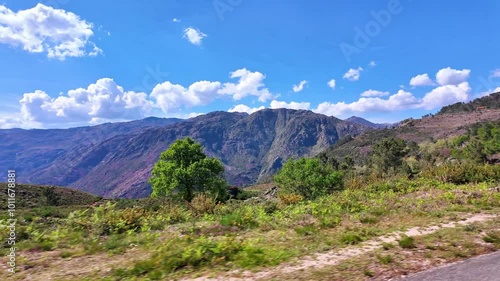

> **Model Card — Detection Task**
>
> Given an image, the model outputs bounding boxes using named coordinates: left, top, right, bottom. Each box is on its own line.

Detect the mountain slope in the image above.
left=438, top=92, right=500, bottom=114
left=0, top=117, right=182, bottom=182
left=3, top=109, right=370, bottom=198
left=321, top=109, right=500, bottom=163
left=345, top=116, right=392, bottom=129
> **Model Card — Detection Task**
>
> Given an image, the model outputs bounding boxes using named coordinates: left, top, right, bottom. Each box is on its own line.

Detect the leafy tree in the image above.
left=149, top=137, right=227, bottom=201
left=369, top=137, right=409, bottom=175
left=339, top=156, right=354, bottom=171
left=274, top=158, right=343, bottom=199
left=462, top=138, right=487, bottom=164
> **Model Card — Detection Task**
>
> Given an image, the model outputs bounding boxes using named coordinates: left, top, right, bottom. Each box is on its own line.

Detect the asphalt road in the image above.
left=394, top=251, right=500, bottom=281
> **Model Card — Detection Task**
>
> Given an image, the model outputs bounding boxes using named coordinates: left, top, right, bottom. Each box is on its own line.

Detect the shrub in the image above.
left=278, top=193, right=304, bottom=205
left=187, top=193, right=217, bottom=215
left=274, top=158, right=343, bottom=200
left=421, top=163, right=500, bottom=184
left=68, top=202, right=147, bottom=235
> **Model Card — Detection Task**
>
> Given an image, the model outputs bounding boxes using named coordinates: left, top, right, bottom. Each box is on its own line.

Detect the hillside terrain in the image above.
left=0, top=109, right=369, bottom=198
left=345, top=116, right=393, bottom=129
left=438, top=92, right=500, bottom=114
left=321, top=93, right=500, bottom=163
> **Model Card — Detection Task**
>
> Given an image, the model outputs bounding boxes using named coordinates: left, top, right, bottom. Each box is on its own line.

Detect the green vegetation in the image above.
left=438, top=92, right=500, bottom=114
left=274, top=157, right=343, bottom=199
left=149, top=137, right=227, bottom=201
left=2, top=123, right=500, bottom=280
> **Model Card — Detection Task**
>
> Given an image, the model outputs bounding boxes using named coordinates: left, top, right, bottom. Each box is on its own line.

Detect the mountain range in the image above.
left=3, top=92, right=498, bottom=198
left=0, top=109, right=370, bottom=198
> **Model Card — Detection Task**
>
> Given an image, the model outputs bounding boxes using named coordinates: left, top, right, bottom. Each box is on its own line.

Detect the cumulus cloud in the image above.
left=369, top=61, right=376, bottom=68
left=270, top=100, right=310, bottom=110
left=421, top=82, right=470, bottom=109
left=218, top=68, right=275, bottom=102
left=151, top=80, right=221, bottom=112
left=172, top=18, right=181, bottom=22
left=436, top=67, right=471, bottom=86
left=183, top=27, right=207, bottom=45
left=17, top=78, right=153, bottom=126
left=343, top=67, right=363, bottom=81
left=1, top=68, right=278, bottom=128
left=0, top=3, right=101, bottom=60
left=360, top=89, right=389, bottom=97
left=292, top=80, right=307, bottom=92
left=327, top=79, right=336, bottom=90
left=409, top=73, right=435, bottom=87
left=314, top=90, right=418, bottom=118
left=228, top=104, right=265, bottom=114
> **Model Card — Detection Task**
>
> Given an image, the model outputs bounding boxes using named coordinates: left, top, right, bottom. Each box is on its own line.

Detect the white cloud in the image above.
left=0, top=3, right=101, bottom=60
left=491, top=69, right=500, bottom=78
left=292, top=80, right=307, bottom=93
left=172, top=18, right=181, bottom=22
left=183, top=27, right=207, bottom=46
left=409, top=73, right=435, bottom=87
left=420, top=82, right=470, bottom=109
left=436, top=67, right=471, bottom=86
left=343, top=67, right=363, bottom=81
left=228, top=104, right=265, bottom=114
left=360, top=89, right=389, bottom=97
left=218, top=68, right=275, bottom=102
left=151, top=80, right=221, bottom=112
left=327, top=79, right=336, bottom=90
left=369, top=61, right=376, bottom=68
left=270, top=100, right=310, bottom=110
left=314, top=90, right=419, bottom=118
left=17, top=79, right=153, bottom=126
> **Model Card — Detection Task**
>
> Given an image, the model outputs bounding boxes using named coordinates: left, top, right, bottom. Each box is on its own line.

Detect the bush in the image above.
left=68, top=202, right=147, bottom=235
left=421, top=163, right=500, bottom=184
left=187, top=193, right=217, bottom=215
left=274, top=158, right=343, bottom=199
left=278, top=193, right=304, bottom=205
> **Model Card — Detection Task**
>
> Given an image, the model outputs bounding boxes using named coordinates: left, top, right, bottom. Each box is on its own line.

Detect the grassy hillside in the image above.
left=320, top=109, right=500, bottom=164
left=0, top=183, right=101, bottom=209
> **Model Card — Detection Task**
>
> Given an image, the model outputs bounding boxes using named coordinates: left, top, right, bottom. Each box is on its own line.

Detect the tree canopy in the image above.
left=149, top=137, right=227, bottom=201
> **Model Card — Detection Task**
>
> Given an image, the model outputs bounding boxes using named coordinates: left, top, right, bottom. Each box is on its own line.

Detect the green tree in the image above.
left=274, top=158, right=343, bottom=199
left=369, top=137, right=409, bottom=175
left=149, top=137, right=227, bottom=201
left=339, top=156, right=354, bottom=171
left=462, top=138, right=487, bottom=164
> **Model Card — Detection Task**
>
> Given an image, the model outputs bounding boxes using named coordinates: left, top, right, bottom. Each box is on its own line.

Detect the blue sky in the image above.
left=0, top=0, right=499, bottom=128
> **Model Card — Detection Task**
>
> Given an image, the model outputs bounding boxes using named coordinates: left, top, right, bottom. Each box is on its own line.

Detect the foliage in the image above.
left=369, top=137, right=409, bottom=175
left=149, top=137, right=228, bottom=202
left=278, top=193, right=304, bottom=205
left=438, top=92, right=500, bottom=114
left=420, top=163, right=500, bottom=184
left=187, top=193, right=218, bottom=215
left=274, top=158, right=344, bottom=199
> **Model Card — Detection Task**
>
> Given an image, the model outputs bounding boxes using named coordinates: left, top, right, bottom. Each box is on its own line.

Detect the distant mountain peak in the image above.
left=345, top=116, right=390, bottom=129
